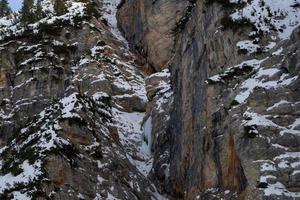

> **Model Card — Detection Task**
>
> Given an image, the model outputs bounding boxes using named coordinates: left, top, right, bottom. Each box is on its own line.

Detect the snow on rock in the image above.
left=289, top=118, right=300, bottom=130
left=11, top=191, right=31, bottom=200
left=231, top=0, right=300, bottom=40
left=111, top=108, right=145, bottom=145
left=208, top=58, right=265, bottom=84
left=0, top=160, right=43, bottom=193
left=147, top=69, right=173, bottom=114
left=0, top=1, right=87, bottom=40
left=243, top=110, right=280, bottom=128
left=235, top=74, right=298, bottom=104
left=243, top=108, right=300, bottom=137
left=256, top=151, right=300, bottom=197
left=37, top=2, right=86, bottom=26
left=272, top=47, right=284, bottom=56
left=263, top=182, right=291, bottom=196
left=229, top=0, right=300, bottom=56
left=260, top=162, right=276, bottom=172
left=102, top=0, right=129, bottom=47
left=237, top=40, right=261, bottom=54
left=263, top=181, right=300, bottom=197
left=266, top=100, right=291, bottom=111
left=111, top=108, right=153, bottom=176
left=40, top=0, right=55, bottom=14
left=0, top=16, right=15, bottom=27
left=0, top=89, right=114, bottom=197
left=60, top=93, right=83, bottom=119
left=234, top=59, right=298, bottom=104
left=107, top=192, right=122, bottom=200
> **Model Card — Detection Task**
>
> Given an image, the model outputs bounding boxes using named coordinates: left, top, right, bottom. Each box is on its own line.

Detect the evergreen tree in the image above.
left=21, top=0, right=35, bottom=24
left=80, top=0, right=95, bottom=17
left=0, top=0, right=11, bottom=17
left=54, top=0, right=67, bottom=16
left=36, top=0, right=45, bottom=20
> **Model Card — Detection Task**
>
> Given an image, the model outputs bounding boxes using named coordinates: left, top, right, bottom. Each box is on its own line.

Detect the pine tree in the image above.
left=80, top=0, right=95, bottom=17
left=21, top=0, right=35, bottom=24
left=36, top=0, right=45, bottom=20
left=54, top=0, right=67, bottom=16
left=0, top=0, right=11, bottom=17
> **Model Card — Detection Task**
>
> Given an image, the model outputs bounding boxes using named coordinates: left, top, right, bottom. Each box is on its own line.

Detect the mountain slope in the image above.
left=0, top=0, right=167, bottom=199
left=0, top=0, right=300, bottom=200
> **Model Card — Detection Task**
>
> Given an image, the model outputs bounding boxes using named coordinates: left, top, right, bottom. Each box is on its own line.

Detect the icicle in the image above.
left=142, top=116, right=152, bottom=154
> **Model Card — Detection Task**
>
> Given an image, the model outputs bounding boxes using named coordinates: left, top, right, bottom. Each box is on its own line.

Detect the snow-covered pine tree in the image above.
left=0, top=0, right=11, bottom=17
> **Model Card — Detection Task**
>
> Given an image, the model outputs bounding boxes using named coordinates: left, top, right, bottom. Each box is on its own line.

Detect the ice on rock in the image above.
left=142, top=116, right=153, bottom=155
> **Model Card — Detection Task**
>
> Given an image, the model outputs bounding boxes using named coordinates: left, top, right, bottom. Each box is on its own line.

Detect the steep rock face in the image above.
left=0, top=0, right=299, bottom=199
left=119, top=0, right=248, bottom=197
left=118, top=0, right=188, bottom=71
left=144, top=69, right=173, bottom=193
left=169, top=2, right=248, bottom=198
left=0, top=1, right=164, bottom=199
left=119, top=0, right=300, bottom=199
left=168, top=0, right=300, bottom=197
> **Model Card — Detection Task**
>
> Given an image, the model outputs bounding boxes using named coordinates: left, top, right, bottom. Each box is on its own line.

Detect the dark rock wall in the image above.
left=169, top=2, right=247, bottom=198
left=119, top=0, right=300, bottom=199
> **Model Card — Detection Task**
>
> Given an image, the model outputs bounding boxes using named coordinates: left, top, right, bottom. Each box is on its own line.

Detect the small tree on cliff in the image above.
left=54, top=0, right=67, bottom=16
left=0, top=0, right=11, bottom=17
left=21, top=0, right=35, bottom=24
left=80, top=0, right=95, bottom=17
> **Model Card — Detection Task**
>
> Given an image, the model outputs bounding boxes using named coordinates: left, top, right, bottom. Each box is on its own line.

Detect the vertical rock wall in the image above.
left=119, top=0, right=300, bottom=199
left=118, top=0, right=188, bottom=71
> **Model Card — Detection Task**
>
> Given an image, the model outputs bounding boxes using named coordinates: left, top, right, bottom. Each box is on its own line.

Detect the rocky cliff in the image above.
left=119, top=0, right=300, bottom=199
left=0, top=0, right=166, bottom=199
left=0, top=0, right=299, bottom=199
